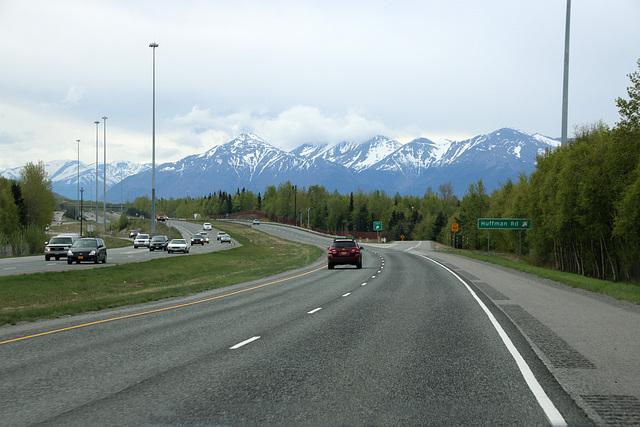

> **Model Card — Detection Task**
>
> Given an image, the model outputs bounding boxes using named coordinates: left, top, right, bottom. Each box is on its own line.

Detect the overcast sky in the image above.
left=1, top=0, right=639, bottom=170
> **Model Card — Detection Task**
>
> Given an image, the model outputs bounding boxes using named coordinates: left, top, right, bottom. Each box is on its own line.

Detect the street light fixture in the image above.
left=561, top=0, right=571, bottom=146
left=102, top=116, right=108, bottom=234
left=94, top=120, right=99, bottom=233
left=76, top=139, right=80, bottom=235
left=149, top=42, right=158, bottom=234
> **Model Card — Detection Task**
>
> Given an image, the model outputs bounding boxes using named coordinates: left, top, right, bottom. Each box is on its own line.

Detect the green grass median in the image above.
left=0, top=223, right=324, bottom=325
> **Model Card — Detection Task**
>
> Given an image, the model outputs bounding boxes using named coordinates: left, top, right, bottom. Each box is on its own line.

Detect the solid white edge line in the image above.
left=414, top=253, right=567, bottom=427
left=230, top=336, right=261, bottom=349
left=307, top=307, right=322, bottom=314
left=342, top=293, right=351, bottom=297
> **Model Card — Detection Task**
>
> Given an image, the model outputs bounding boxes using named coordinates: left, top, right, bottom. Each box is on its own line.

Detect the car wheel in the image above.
left=102, top=255, right=107, bottom=264
left=357, top=261, right=362, bottom=269
left=67, top=259, right=72, bottom=264
left=328, top=262, right=334, bottom=269
left=168, top=250, right=172, bottom=254
left=94, top=258, right=99, bottom=264
left=134, top=245, right=138, bottom=249
left=45, top=255, right=50, bottom=261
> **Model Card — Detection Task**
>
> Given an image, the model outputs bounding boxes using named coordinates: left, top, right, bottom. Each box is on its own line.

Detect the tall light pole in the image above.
left=561, top=0, right=571, bottom=146
left=149, top=42, right=158, bottom=234
left=102, top=116, right=108, bottom=234
left=94, top=120, right=100, bottom=233
left=76, top=139, right=80, bottom=235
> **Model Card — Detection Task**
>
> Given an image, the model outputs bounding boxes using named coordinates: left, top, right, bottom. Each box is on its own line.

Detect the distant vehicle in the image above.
left=66, top=237, right=107, bottom=264
left=327, top=238, right=363, bottom=269
left=44, top=235, right=77, bottom=261
left=220, top=233, right=231, bottom=243
left=134, top=234, right=151, bottom=248
left=149, top=235, right=169, bottom=251
left=216, top=231, right=226, bottom=241
left=252, top=218, right=260, bottom=225
left=203, top=222, right=212, bottom=230
left=191, top=234, right=205, bottom=245
left=156, top=212, right=169, bottom=221
left=129, top=229, right=139, bottom=238
left=167, top=239, right=190, bottom=254
left=198, top=231, right=210, bottom=243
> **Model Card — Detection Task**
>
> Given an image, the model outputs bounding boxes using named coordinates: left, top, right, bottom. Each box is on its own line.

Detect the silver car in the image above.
left=167, top=239, right=190, bottom=254
left=134, top=233, right=151, bottom=248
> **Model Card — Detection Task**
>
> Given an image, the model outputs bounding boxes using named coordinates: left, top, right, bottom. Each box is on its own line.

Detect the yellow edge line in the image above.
left=1, top=264, right=326, bottom=345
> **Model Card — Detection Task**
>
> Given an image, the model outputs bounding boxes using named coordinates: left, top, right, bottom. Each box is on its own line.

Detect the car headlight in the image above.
left=67, top=250, right=73, bottom=256
left=89, top=250, right=96, bottom=256
left=45, top=247, right=51, bottom=252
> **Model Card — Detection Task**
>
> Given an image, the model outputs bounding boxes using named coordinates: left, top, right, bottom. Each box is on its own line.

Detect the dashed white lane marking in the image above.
left=307, top=308, right=322, bottom=314
left=361, top=283, right=367, bottom=286
left=230, top=336, right=261, bottom=349
left=342, top=293, right=351, bottom=297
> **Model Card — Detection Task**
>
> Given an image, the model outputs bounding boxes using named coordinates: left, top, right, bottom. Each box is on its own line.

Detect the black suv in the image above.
left=327, top=239, right=363, bottom=269
left=149, top=235, right=169, bottom=251
left=191, top=234, right=205, bottom=245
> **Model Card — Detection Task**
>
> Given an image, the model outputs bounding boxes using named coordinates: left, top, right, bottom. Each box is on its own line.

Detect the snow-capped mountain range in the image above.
left=1, top=128, right=560, bottom=202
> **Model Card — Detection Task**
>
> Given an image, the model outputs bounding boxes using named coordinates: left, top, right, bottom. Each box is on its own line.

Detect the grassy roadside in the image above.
left=0, top=223, right=324, bottom=325
left=441, top=249, right=640, bottom=305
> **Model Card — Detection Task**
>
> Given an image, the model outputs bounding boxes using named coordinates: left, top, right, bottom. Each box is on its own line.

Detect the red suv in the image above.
left=328, top=239, right=363, bottom=269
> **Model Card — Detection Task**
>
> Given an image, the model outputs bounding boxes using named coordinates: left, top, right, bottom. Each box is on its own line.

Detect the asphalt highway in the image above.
left=1, top=222, right=637, bottom=425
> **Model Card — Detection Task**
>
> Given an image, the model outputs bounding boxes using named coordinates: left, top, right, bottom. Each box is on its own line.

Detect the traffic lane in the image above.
left=0, top=244, right=578, bottom=425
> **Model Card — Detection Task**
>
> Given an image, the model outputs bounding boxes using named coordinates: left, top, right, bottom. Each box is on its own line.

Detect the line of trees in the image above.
left=0, top=161, right=56, bottom=255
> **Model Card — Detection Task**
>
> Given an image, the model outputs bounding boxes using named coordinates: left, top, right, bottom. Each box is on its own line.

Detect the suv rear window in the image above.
left=331, top=241, right=357, bottom=249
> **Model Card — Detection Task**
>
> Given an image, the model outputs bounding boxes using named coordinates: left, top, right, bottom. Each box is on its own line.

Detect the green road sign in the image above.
left=478, top=218, right=531, bottom=230
left=373, top=221, right=382, bottom=231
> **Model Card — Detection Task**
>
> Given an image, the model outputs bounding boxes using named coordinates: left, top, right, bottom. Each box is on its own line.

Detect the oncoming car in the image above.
left=149, top=235, right=169, bottom=251
left=67, top=237, right=107, bottom=264
left=167, top=239, right=190, bottom=254
left=191, top=234, right=205, bottom=245
left=220, top=233, right=231, bottom=243
left=203, top=223, right=212, bottom=230
left=44, top=235, right=77, bottom=261
left=134, top=233, right=151, bottom=248
left=327, top=239, right=363, bottom=269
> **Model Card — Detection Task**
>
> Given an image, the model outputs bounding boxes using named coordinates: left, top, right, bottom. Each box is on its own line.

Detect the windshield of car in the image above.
left=171, top=239, right=186, bottom=244
left=137, top=234, right=149, bottom=239
left=331, top=241, right=357, bottom=249
left=72, top=239, right=98, bottom=248
left=151, top=236, right=165, bottom=241
left=50, top=237, right=73, bottom=244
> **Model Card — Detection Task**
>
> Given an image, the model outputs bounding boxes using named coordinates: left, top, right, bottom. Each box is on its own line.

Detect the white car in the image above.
left=216, top=231, right=226, bottom=241
left=220, top=234, right=231, bottom=243
left=167, top=239, right=190, bottom=253
left=134, top=233, right=151, bottom=248
left=203, top=222, right=212, bottom=230
left=252, top=218, right=260, bottom=225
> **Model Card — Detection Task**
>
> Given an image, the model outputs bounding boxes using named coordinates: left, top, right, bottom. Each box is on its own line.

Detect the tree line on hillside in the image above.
left=0, top=161, right=56, bottom=255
